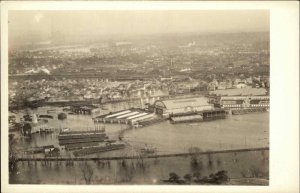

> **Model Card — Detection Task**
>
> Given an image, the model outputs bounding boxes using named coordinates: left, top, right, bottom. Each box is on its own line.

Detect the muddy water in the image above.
left=9, top=101, right=269, bottom=184
left=124, top=113, right=269, bottom=153
left=10, top=150, right=269, bottom=184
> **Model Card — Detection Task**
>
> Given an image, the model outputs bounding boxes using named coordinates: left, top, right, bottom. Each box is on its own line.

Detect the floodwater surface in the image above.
left=9, top=103, right=269, bottom=184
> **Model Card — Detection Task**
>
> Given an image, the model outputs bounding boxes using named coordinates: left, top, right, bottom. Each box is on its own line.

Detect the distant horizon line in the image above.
left=9, top=30, right=269, bottom=50
left=85, top=30, right=270, bottom=36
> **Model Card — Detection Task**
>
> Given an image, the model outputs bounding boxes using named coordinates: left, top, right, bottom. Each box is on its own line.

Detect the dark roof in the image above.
left=250, top=100, right=266, bottom=104
left=221, top=100, right=244, bottom=104
left=43, top=145, right=55, bottom=149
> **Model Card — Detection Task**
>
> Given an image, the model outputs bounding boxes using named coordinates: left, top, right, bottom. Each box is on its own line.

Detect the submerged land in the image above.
left=9, top=32, right=269, bottom=185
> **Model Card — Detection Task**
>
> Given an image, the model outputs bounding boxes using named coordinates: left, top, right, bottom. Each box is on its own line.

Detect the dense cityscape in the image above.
left=6, top=8, right=271, bottom=186
left=1, top=2, right=299, bottom=192
left=8, top=31, right=270, bottom=185
left=9, top=32, right=269, bottom=109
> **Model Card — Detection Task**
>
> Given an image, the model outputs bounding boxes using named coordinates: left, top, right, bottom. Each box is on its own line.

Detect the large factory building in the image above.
left=153, top=97, right=214, bottom=117
left=218, top=96, right=269, bottom=110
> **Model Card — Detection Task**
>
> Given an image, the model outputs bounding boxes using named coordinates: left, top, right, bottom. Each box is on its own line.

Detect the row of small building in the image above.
left=95, top=93, right=269, bottom=126
left=94, top=109, right=157, bottom=126
left=148, top=95, right=269, bottom=117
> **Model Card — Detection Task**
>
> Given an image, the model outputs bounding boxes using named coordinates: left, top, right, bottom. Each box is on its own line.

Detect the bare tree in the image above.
left=216, top=157, right=222, bottom=167
left=79, top=162, right=94, bottom=184
left=193, top=171, right=201, bottom=181
left=189, top=147, right=202, bottom=171
left=168, top=172, right=180, bottom=183
left=183, top=174, right=192, bottom=183
left=9, top=134, right=18, bottom=174
left=249, top=166, right=263, bottom=178
left=207, top=153, right=214, bottom=169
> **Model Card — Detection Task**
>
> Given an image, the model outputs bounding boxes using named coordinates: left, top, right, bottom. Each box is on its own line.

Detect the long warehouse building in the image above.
left=153, top=97, right=214, bottom=117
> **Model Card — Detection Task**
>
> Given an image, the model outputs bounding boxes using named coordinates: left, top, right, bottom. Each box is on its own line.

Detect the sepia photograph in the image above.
left=1, top=1, right=299, bottom=193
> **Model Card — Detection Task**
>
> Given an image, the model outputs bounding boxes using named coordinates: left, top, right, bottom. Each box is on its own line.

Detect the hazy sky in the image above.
left=9, top=10, right=269, bottom=46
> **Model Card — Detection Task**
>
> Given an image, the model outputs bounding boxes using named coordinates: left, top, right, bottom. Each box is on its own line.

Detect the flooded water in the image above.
left=10, top=150, right=269, bottom=184
left=9, top=100, right=269, bottom=184
left=124, top=113, right=269, bottom=153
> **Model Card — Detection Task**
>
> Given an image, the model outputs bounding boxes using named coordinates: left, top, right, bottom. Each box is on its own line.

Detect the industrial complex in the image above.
left=93, top=91, right=269, bottom=128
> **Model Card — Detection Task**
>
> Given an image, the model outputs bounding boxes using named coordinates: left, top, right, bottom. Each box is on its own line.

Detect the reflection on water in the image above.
left=10, top=150, right=269, bottom=184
